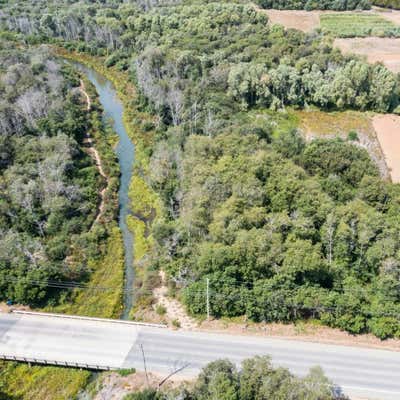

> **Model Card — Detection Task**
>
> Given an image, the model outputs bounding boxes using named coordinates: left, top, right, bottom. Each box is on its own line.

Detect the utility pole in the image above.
left=206, top=277, right=210, bottom=320
left=140, top=343, right=149, bottom=387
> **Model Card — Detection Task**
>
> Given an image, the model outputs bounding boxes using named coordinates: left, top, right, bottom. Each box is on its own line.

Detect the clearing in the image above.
left=372, top=114, right=400, bottom=183
left=294, top=109, right=390, bottom=179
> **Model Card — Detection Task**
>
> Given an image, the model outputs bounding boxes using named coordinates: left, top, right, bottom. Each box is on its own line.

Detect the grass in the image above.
left=156, top=304, right=167, bottom=316
left=294, top=108, right=387, bottom=171
left=117, top=368, right=136, bottom=377
left=129, top=175, right=159, bottom=220
left=320, top=13, right=400, bottom=37
left=0, top=362, right=91, bottom=400
left=236, top=108, right=299, bottom=138
left=48, top=226, right=125, bottom=318
left=294, top=108, right=375, bottom=140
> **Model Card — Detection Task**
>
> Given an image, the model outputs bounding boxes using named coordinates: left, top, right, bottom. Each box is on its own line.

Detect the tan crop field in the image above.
left=263, top=9, right=321, bottom=32
left=372, top=114, right=400, bottom=183
left=334, top=37, right=400, bottom=72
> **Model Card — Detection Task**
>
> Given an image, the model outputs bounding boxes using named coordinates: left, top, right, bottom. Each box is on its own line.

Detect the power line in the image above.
left=2, top=276, right=399, bottom=319
left=1, top=274, right=397, bottom=297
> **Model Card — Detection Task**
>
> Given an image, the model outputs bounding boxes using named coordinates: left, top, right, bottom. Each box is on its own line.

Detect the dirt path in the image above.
left=79, top=79, right=108, bottom=225
left=79, top=79, right=91, bottom=111
left=153, top=271, right=197, bottom=330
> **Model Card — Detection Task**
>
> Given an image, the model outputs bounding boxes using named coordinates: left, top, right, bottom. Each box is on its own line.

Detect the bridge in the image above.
left=1, top=311, right=400, bottom=400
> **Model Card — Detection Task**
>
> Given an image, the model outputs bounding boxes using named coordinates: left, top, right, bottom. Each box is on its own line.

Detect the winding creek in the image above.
left=73, top=63, right=135, bottom=319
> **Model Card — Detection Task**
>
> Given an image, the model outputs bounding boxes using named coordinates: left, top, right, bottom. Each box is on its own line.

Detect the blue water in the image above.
left=73, top=63, right=135, bottom=319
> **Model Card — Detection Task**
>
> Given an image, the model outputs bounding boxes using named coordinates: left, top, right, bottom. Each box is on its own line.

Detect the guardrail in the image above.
left=0, top=354, right=116, bottom=371
left=12, top=310, right=167, bottom=329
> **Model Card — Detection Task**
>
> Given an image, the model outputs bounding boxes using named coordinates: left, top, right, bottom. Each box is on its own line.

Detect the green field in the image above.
left=320, top=13, right=400, bottom=37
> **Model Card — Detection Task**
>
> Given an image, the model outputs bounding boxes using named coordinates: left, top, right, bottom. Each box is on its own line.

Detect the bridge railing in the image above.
left=0, top=354, right=116, bottom=371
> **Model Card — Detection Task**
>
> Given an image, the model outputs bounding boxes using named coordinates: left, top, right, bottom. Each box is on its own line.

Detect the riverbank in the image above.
left=53, top=47, right=163, bottom=318
left=78, top=79, right=109, bottom=225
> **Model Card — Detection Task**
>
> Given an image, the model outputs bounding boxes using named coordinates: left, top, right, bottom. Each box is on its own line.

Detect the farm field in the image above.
left=262, top=7, right=400, bottom=35
left=320, top=13, right=400, bottom=37
left=263, top=9, right=321, bottom=32
left=334, top=37, right=400, bottom=72
left=372, top=114, right=400, bottom=183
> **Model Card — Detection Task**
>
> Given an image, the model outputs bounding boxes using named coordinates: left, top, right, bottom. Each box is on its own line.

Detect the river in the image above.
left=72, top=63, right=135, bottom=320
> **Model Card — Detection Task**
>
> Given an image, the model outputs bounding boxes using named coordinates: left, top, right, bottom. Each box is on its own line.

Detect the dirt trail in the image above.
left=78, top=79, right=108, bottom=225
left=153, top=271, right=197, bottom=330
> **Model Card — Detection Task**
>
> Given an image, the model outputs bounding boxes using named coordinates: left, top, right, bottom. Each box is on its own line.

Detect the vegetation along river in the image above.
left=73, top=63, right=135, bottom=319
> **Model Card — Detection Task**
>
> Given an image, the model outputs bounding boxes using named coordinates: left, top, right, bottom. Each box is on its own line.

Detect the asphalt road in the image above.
left=1, top=313, right=400, bottom=400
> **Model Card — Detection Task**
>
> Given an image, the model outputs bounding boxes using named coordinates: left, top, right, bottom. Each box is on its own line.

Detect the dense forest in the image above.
left=0, top=40, right=119, bottom=305
left=125, top=357, right=346, bottom=400
left=1, top=0, right=400, bottom=339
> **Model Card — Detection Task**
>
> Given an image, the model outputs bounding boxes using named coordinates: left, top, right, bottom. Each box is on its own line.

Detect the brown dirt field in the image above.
left=263, top=9, right=321, bottom=32
left=334, top=37, right=400, bottom=73
left=372, top=114, right=400, bottom=183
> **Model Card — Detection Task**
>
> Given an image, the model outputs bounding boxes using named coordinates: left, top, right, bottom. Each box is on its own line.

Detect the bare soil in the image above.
left=0, top=302, right=30, bottom=313
left=94, top=371, right=187, bottom=400
left=263, top=9, right=321, bottom=32
left=153, top=271, right=197, bottom=330
left=334, top=37, right=400, bottom=73
left=372, top=113, right=400, bottom=183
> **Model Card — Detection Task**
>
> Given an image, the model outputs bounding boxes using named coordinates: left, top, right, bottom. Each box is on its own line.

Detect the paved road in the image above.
left=1, top=313, right=400, bottom=400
